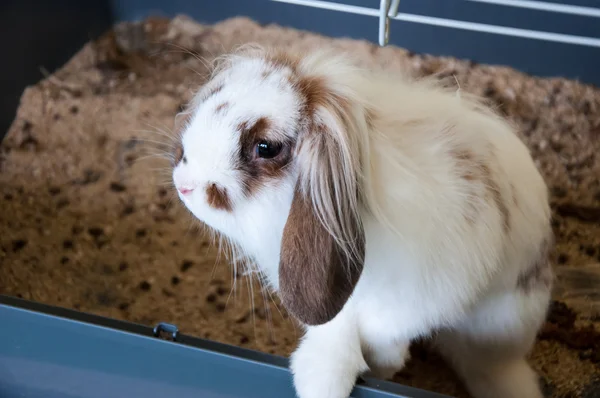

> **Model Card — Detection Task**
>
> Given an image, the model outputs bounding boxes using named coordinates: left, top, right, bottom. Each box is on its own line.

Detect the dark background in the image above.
left=1, top=0, right=599, bottom=138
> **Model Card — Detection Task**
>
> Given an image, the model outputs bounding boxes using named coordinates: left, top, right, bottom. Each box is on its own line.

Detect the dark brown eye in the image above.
left=182, top=156, right=187, bottom=164
left=256, top=140, right=282, bottom=159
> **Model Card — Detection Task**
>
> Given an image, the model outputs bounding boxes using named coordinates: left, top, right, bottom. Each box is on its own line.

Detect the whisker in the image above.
left=258, top=272, right=276, bottom=346
left=265, top=285, right=297, bottom=338
left=209, top=250, right=221, bottom=284
left=152, top=179, right=175, bottom=187
left=132, top=128, right=176, bottom=141
left=182, top=64, right=211, bottom=80
left=150, top=169, right=176, bottom=178
left=135, top=139, right=177, bottom=151
left=138, top=147, right=173, bottom=156
left=223, top=237, right=238, bottom=307
left=133, top=154, right=173, bottom=163
left=140, top=121, right=176, bottom=141
left=152, top=47, right=213, bottom=80
left=229, top=239, right=242, bottom=306
left=163, top=43, right=213, bottom=70
left=135, top=137, right=176, bottom=150
left=245, top=266, right=258, bottom=341
left=141, top=118, right=175, bottom=132
left=137, top=146, right=172, bottom=155
left=153, top=119, right=178, bottom=138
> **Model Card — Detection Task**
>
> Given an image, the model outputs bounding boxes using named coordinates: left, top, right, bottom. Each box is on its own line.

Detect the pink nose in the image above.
left=178, top=187, right=194, bottom=196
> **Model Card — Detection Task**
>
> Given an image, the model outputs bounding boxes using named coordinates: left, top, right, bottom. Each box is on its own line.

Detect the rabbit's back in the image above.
left=350, top=74, right=552, bottom=335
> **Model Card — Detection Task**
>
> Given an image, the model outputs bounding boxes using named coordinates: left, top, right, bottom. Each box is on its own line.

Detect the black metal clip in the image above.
left=153, top=322, right=179, bottom=341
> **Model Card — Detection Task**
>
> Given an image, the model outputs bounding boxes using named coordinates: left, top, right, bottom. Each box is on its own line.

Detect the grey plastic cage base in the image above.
left=0, top=295, right=452, bottom=398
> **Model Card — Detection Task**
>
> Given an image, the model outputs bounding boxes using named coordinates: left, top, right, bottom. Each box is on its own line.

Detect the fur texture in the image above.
left=171, top=44, right=553, bottom=398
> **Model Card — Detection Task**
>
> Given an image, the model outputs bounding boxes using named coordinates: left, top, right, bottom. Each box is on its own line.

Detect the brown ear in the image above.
left=278, top=67, right=368, bottom=325
left=279, top=187, right=365, bottom=325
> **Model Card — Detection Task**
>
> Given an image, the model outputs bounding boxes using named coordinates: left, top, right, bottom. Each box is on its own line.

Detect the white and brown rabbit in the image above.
left=171, top=45, right=553, bottom=398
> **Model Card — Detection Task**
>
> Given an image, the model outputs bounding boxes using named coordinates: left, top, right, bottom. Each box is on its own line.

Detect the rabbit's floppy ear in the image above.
left=279, top=82, right=366, bottom=326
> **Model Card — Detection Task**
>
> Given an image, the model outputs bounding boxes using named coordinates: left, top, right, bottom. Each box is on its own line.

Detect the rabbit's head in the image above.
left=172, top=46, right=370, bottom=325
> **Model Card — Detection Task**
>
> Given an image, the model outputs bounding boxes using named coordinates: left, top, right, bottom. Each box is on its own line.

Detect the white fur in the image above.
left=172, top=46, right=553, bottom=398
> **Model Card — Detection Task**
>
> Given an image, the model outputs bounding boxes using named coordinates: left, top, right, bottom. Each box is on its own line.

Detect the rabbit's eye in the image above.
left=256, top=140, right=282, bottom=159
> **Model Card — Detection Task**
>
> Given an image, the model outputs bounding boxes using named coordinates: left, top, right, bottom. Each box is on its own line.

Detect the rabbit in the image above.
left=171, top=44, right=553, bottom=398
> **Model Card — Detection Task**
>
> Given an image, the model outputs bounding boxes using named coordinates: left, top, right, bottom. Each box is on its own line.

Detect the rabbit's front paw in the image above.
left=290, top=326, right=368, bottom=398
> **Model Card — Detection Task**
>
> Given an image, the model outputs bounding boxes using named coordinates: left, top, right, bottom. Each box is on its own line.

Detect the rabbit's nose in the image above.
left=177, top=186, right=194, bottom=196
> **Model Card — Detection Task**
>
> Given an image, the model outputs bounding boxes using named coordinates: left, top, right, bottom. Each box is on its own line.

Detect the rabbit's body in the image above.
left=289, top=69, right=552, bottom=398
left=171, top=46, right=553, bottom=398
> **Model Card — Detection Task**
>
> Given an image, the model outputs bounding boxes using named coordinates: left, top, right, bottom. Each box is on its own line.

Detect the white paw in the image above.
left=290, top=338, right=367, bottom=398
left=292, top=366, right=357, bottom=398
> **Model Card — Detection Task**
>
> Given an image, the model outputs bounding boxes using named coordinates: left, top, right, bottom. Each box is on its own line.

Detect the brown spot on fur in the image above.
left=215, top=102, right=229, bottom=114
left=365, top=107, right=378, bottom=130
left=517, top=259, right=553, bottom=292
left=511, top=183, right=518, bottom=207
left=452, top=148, right=509, bottom=231
left=293, top=75, right=329, bottom=119
left=206, top=183, right=232, bottom=211
left=481, top=162, right=510, bottom=233
left=267, top=51, right=299, bottom=73
left=261, top=68, right=275, bottom=80
left=451, top=149, right=479, bottom=224
left=455, top=150, right=474, bottom=162
left=237, top=120, right=249, bottom=133
left=517, top=238, right=554, bottom=292
left=463, top=173, right=476, bottom=181
left=235, top=117, right=294, bottom=197
left=208, top=84, right=223, bottom=98
left=279, top=184, right=365, bottom=326
left=246, top=117, right=271, bottom=139
left=453, top=150, right=477, bottom=181
left=291, top=74, right=357, bottom=160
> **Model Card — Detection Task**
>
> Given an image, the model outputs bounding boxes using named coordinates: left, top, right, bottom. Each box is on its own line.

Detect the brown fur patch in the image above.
left=481, top=162, right=510, bottom=233
left=245, top=117, right=271, bottom=139
left=208, top=84, right=223, bottom=98
left=235, top=117, right=294, bottom=197
left=511, top=183, right=518, bottom=207
left=517, top=238, right=554, bottom=292
left=454, top=150, right=477, bottom=181
left=267, top=51, right=299, bottom=73
left=279, top=185, right=365, bottom=326
left=290, top=73, right=356, bottom=161
left=365, top=107, right=378, bottom=130
left=293, top=75, right=329, bottom=119
left=206, top=183, right=232, bottom=212
left=261, top=68, right=274, bottom=80
left=452, top=149, right=479, bottom=224
left=452, top=148, right=510, bottom=231
left=215, top=102, right=229, bottom=114
left=236, top=120, right=249, bottom=133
